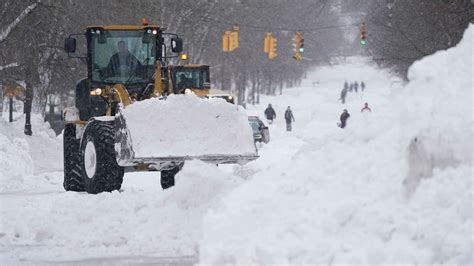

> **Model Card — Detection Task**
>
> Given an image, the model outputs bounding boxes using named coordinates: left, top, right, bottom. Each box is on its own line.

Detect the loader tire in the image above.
left=80, top=119, right=124, bottom=194
left=63, top=123, right=85, bottom=191
left=160, top=163, right=184, bottom=189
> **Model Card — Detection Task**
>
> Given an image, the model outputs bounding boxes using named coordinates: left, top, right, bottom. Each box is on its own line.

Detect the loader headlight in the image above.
left=90, top=88, right=103, bottom=96
left=152, top=30, right=158, bottom=35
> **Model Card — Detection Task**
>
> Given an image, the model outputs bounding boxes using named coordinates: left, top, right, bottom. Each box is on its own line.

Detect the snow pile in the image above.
left=400, top=24, right=473, bottom=193
left=3, top=113, right=62, bottom=174
left=0, top=114, right=62, bottom=192
left=120, top=93, right=256, bottom=158
left=0, top=122, right=34, bottom=192
left=0, top=161, right=241, bottom=263
left=198, top=26, right=473, bottom=265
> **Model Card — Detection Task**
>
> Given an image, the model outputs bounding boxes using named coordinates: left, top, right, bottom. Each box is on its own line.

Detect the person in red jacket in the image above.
left=361, top=102, right=372, bottom=112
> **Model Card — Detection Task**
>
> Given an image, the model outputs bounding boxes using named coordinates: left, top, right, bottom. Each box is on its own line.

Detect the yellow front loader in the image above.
left=62, top=22, right=257, bottom=194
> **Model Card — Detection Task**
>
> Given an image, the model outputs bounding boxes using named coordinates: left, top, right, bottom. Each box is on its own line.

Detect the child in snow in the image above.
left=361, top=102, right=372, bottom=112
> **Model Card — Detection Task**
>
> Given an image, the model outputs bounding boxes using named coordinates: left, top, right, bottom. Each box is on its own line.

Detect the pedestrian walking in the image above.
left=264, top=104, right=276, bottom=124
left=284, top=106, right=295, bottom=131
left=340, top=87, right=348, bottom=104
left=339, top=109, right=350, bottom=128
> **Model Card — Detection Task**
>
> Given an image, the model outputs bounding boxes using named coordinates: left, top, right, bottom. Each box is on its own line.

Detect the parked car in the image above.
left=248, top=116, right=270, bottom=144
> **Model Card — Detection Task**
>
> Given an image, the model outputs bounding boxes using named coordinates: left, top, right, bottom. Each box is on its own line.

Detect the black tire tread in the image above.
left=81, top=120, right=124, bottom=194
left=63, top=124, right=85, bottom=191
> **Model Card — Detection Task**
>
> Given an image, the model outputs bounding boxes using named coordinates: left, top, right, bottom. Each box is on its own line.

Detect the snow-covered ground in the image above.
left=1, top=25, right=472, bottom=266
left=199, top=25, right=473, bottom=265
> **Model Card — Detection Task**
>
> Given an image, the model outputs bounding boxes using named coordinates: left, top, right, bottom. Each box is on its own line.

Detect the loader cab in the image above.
left=87, top=26, right=163, bottom=90
left=170, top=65, right=210, bottom=96
left=64, top=24, right=183, bottom=119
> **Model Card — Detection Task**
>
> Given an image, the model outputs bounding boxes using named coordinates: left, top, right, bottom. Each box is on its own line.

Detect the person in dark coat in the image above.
left=177, top=73, right=193, bottom=91
left=349, top=83, right=354, bottom=92
left=339, top=109, right=350, bottom=128
left=361, top=81, right=365, bottom=92
left=340, top=87, right=348, bottom=104
left=284, top=106, right=295, bottom=131
left=354, top=81, right=359, bottom=93
left=264, top=104, right=276, bottom=124
left=105, top=40, right=141, bottom=77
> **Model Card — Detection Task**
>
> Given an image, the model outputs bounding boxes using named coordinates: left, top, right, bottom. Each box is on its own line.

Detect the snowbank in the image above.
left=0, top=114, right=62, bottom=192
left=119, top=94, right=256, bottom=158
left=400, top=24, right=473, bottom=194
left=198, top=25, right=473, bottom=265
left=0, top=161, right=242, bottom=263
left=0, top=126, right=34, bottom=192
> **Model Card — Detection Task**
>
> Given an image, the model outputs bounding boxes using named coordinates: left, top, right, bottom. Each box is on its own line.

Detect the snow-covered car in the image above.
left=248, top=116, right=270, bottom=144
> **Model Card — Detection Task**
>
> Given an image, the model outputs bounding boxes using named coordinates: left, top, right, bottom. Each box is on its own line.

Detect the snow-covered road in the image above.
left=1, top=25, right=472, bottom=266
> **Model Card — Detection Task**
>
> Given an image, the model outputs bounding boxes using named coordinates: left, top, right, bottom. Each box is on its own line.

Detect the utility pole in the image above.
left=9, top=94, right=13, bottom=122
left=24, top=85, right=33, bottom=136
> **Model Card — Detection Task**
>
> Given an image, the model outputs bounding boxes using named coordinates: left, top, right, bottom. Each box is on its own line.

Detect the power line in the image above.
left=199, top=15, right=359, bottom=33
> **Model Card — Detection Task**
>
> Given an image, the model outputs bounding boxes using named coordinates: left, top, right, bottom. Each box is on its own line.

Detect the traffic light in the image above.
left=292, top=31, right=304, bottom=60
left=360, top=34, right=366, bottom=45
left=269, top=35, right=277, bottom=60
left=263, top=32, right=277, bottom=60
left=299, top=37, right=304, bottom=53
left=223, top=31, right=230, bottom=52
left=222, top=25, right=240, bottom=52
left=229, top=31, right=239, bottom=51
left=360, top=22, right=367, bottom=45
left=264, top=32, right=271, bottom=53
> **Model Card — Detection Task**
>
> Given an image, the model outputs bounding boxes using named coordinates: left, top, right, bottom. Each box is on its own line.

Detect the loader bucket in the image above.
left=115, top=94, right=258, bottom=170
